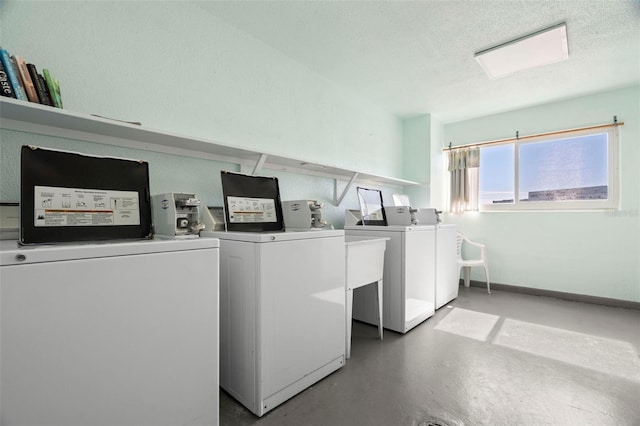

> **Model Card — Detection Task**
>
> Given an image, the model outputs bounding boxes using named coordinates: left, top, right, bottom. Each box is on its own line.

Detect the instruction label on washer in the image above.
left=227, top=196, right=277, bottom=223
left=34, top=186, right=140, bottom=227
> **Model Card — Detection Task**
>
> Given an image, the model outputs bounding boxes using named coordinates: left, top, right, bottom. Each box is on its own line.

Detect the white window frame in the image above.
left=480, top=126, right=619, bottom=211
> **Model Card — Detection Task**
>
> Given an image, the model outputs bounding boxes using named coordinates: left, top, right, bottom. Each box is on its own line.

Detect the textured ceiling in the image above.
left=197, top=0, right=640, bottom=123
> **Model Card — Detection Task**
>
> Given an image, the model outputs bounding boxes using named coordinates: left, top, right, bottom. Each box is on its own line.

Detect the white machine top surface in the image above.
left=435, top=224, right=457, bottom=229
left=201, top=229, right=344, bottom=242
left=345, top=224, right=436, bottom=232
left=0, top=238, right=219, bottom=266
left=344, top=236, right=390, bottom=246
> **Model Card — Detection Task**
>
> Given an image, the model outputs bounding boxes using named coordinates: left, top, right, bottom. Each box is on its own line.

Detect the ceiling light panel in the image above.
left=475, top=23, right=569, bottom=79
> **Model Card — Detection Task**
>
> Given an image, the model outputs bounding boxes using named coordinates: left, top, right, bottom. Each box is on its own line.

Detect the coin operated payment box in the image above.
left=282, top=200, right=328, bottom=231
left=152, top=193, right=204, bottom=238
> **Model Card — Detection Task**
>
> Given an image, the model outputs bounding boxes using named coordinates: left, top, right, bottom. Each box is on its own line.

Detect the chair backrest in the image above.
left=456, top=232, right=464, bottom=260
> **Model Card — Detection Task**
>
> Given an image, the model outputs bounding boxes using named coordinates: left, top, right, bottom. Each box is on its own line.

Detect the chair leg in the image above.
left=484, top=265, right=491, bottom=294
left=346, top=288, right=353, bottom=359
left=463, top=266, right=471, bottom=287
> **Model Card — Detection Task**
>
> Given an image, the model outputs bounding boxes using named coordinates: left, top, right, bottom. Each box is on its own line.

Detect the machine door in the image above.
left=259, top=236, right=345, bottom=398
left=1, top=247, right=219, bottom=426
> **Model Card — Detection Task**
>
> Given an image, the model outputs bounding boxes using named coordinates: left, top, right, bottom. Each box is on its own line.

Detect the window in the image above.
left=479, top=126, right=619, bottom=210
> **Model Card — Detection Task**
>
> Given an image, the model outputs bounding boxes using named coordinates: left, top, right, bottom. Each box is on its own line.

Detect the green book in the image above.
left=42, top=68, right=62, bottom=108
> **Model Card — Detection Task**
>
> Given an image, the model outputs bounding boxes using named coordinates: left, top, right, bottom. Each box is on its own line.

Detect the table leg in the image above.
left=376, top=280, right=383, bottom=340
left=346, top=288, right=353, bottom=359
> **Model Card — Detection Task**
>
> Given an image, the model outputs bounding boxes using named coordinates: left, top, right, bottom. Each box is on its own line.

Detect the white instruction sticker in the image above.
left=227, top=196, right=277, bottom=223
left=34, top=186, right=141, bottom=227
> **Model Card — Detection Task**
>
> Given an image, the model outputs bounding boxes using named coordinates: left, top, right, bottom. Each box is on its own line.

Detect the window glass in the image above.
left=479, top=144, right=514, bottom=205
left=518, top=134, right=608, bottom=202
left=477, top=127, right=617, bottom=211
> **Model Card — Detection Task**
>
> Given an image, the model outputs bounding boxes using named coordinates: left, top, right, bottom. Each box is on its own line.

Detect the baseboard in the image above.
left=462, top=280, right=640, bottom=310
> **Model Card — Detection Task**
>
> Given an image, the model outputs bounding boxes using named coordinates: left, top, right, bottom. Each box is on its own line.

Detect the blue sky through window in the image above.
left=519, top=134, right=607, bottom=197
left=479, top=144, right=514, bottom=204
left=479, top=133, right=608, bottom=204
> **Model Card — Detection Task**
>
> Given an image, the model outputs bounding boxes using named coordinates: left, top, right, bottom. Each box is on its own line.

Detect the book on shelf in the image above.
left=43, top=68, right=62, bottom=108
left=10, top=57, right=27, bottom=98
left=0, top=48, right=27, bottom=101
left=13, top=55, right=39, bottom=103
left=37, top=74, right=54, bottom=106
left=0, top=48, right=63, bottom=108
left=27, top=63, right=53, bottom=106
left=0, top=59, right=16, bottom=98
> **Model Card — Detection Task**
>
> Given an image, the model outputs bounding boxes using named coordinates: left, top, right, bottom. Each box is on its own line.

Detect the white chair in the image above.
left=456, top=232, right=490, bottom=294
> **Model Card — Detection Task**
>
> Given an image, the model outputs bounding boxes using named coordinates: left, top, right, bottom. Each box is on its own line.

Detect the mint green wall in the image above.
left=0, top=1, right=404, bottom=228
left=3, top=2, right=635, bottom=302
left=434, top=85, right=640, bottom=302
left=401, top=114, right=430, bottom=207
left=429, top=116, right=446, bottom=211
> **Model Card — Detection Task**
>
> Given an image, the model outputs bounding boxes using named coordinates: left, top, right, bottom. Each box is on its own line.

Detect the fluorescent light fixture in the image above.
left=475, top=23, right=568, bottom=79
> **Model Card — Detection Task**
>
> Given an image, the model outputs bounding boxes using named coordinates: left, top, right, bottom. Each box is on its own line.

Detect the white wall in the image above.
left=433, top=85, right=640, bottom=302
left=0, top=1, right=404, bottom=227
left=401, top=114, right=431, bottom=207
left=429, top=115, right=446, bottom=211
left=3, top=2, right=636, bottom=302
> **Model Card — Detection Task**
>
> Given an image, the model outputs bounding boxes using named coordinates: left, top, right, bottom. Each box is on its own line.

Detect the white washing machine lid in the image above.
left=0, top=238, right=219, bottom=265
left=436, top=224, right=457, bottom=230
left=344, top=224, right=435, bottom=233
left=202, top=229, right=344, bottom=243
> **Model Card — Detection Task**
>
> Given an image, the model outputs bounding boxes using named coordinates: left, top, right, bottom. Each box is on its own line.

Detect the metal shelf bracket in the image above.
left=334, top=172, right=359, bottom=205
left=252, top=153, right=268, bottom=175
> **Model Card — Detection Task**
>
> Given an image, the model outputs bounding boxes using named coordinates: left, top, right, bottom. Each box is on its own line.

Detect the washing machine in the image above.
left=204, top=229, right=345, bottom=417
left=0, top=238, right=220, bottom=426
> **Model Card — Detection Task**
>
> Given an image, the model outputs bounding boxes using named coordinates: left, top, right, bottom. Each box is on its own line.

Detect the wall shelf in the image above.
left=0, top=98, right=419, bottom=204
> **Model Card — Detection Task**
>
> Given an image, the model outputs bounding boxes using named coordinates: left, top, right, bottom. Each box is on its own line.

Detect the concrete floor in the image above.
left=219, top=287, right=640, bottom=426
